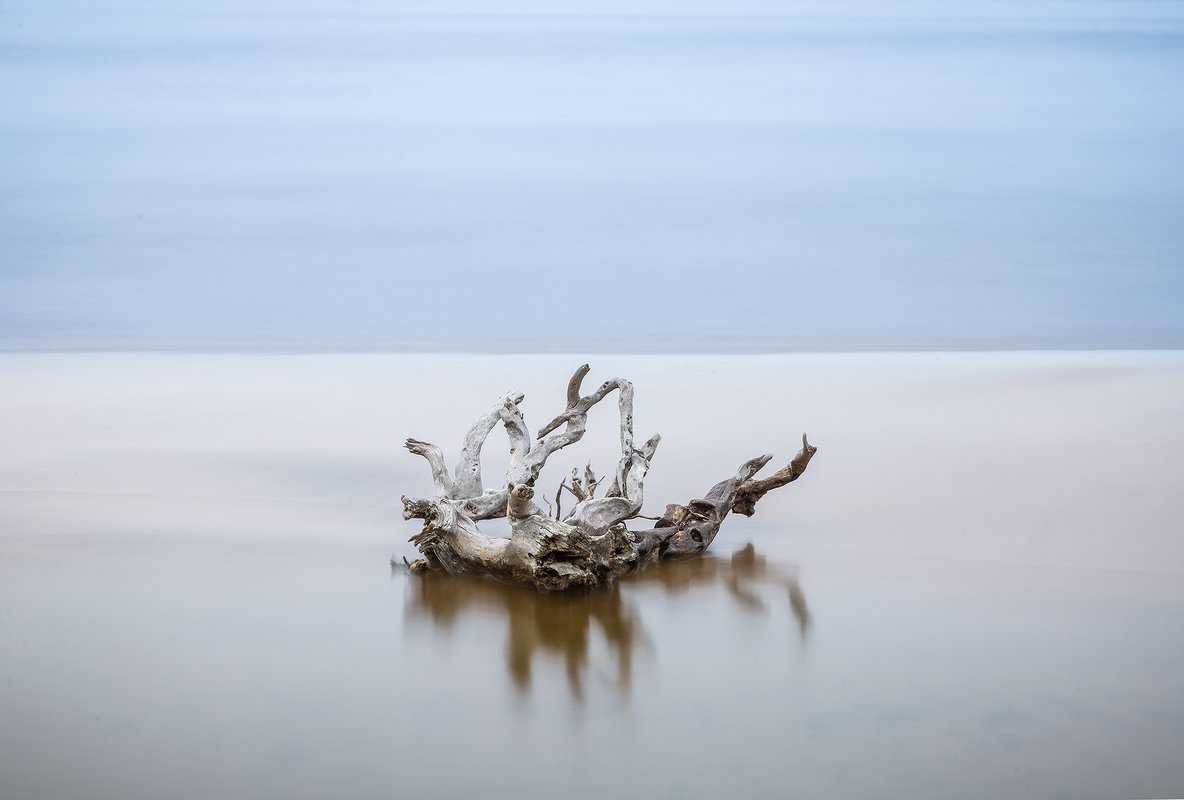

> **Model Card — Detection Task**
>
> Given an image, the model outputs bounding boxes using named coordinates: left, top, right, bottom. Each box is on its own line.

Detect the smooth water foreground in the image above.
left=1, top=353, right=1183, bottom=799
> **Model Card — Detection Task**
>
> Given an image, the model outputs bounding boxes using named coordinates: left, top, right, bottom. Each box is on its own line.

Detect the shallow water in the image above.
left=1, top=352, right=1182, bottom=799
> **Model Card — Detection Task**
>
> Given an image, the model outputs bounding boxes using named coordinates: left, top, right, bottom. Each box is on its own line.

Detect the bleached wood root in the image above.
left=400, top=365, right=816, bottom=592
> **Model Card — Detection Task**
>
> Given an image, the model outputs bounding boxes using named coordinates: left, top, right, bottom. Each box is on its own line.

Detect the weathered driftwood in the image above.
left=400, top=365, right=816, bottom=592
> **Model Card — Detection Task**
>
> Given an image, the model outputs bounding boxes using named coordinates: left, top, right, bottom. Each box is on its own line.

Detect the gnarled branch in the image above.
left=402, top=365, right=643, bottom=524
left=399, top=366, right=817, bottom=592
left=732, top=434, right=818, bottom=517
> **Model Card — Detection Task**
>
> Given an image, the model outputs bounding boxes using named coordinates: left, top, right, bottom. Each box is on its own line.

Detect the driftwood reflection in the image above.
left=633, top=542, right=812, bottom=638
left=401, top=543, right=809, bottom=700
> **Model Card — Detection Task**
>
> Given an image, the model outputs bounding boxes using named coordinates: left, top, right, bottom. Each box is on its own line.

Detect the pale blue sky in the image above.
left=2, top=0, right=1182, bottom=350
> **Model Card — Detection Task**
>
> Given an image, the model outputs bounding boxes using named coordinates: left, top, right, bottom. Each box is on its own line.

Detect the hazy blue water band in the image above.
left=3, top=1, right=1182, bottom=351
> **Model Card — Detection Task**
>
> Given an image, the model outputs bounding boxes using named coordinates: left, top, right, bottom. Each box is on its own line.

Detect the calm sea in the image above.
left=1, top=352, right=1182, bottom=798
left=2, top=1, right=1183, bottom=350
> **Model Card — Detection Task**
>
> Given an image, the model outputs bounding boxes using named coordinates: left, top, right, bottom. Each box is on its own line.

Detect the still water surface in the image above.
left=1, top=353, right=1182, bottom=799
left=3, top=2, right=1183, bottom=350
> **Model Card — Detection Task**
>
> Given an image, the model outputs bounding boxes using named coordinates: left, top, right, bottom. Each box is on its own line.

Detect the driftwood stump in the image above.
left=399, top=365, right=816, bottom=592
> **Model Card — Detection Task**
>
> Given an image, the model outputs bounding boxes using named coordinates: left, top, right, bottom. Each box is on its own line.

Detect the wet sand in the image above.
left=1, top=352, right=1182, bottom=799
